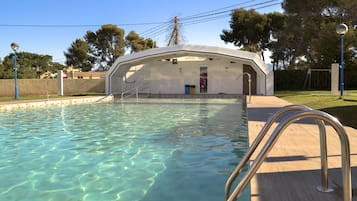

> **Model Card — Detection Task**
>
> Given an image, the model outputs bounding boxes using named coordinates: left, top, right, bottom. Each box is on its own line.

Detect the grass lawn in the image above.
left=275, top=90, right=357, bottom=128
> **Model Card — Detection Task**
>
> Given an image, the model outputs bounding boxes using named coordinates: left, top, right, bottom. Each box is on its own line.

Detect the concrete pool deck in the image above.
left=1, top=95, right=356, bottom=200
left=247, top=96, right=357, bottom=201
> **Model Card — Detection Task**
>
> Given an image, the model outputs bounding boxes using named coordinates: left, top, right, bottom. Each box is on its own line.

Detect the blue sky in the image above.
left=0, top=0, right=283, bottom=64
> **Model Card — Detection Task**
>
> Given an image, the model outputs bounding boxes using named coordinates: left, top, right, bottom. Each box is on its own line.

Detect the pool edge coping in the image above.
left=0, top=96, right=114, bottom=111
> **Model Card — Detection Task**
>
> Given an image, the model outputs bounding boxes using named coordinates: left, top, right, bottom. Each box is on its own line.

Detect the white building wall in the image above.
left=126, top=59, right=248, bottom=94
left=148, top=60, right=200, bottom=94
left=110, top=76, right=123, bottom=94
left=257, top=73, right=264, bottom=95
left=207, top=62, right=243, bottom=94
left=266, top=71, right=274, bottom=95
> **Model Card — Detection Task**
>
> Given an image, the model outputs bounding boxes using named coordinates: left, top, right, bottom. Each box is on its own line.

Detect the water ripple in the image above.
left=0, top=101, right=248, bottom=201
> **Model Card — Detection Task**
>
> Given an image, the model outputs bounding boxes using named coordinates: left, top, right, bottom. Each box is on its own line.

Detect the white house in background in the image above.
left=106, top=44, right=274, bottom=96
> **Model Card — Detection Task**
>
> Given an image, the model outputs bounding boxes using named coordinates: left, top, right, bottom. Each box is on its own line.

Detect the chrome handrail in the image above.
left=227, top=110, right=351, bottom=201
left=95, top=94, right=114, bottom=103
left=121, top=87, right=138, bottom=102
left=225, top=104, right=331, bottom=200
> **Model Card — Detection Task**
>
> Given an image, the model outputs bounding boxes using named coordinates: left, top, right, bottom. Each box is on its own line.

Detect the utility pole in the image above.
left=167, top=16, right=179, bottom=46
left=174, top=16, right=179, bottom=45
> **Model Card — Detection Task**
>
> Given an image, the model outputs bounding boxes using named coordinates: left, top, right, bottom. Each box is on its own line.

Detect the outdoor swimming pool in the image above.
left=0, top=99, right=249, bottom=201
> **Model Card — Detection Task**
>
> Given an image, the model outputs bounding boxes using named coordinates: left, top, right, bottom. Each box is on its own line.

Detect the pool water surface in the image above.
left=0, top=99, right=249, bottom=201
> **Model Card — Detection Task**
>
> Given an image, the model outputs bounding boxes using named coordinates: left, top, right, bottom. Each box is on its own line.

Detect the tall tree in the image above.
left=125, top=30, right=157, bottom=53
left=64, top=39, right=92, bottom=71
left=267, top=12, right=297, bottom=70
left=221, top=9, right=271, bottom=61
left=0, top=52, right=64, bottom=79
left=85, top=24, right=125, bottom=70
left=282, top=0, right=357, bottom=69
left=221, top=9, right=285, bottom=62
left=0, top=60, right=12, bottom=79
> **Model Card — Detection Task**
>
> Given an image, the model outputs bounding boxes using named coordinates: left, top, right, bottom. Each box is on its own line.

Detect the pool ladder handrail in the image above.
left=95, top=93, right=114, bottom=103
left=225, top=105, right=352, bottom=201
left=225, top=105, right=328, bottom=198
left=121, top=87, right=139, bottom=102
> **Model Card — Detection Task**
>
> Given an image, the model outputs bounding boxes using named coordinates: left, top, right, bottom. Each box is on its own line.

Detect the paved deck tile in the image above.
left=246, top=96, right=357, bottom=201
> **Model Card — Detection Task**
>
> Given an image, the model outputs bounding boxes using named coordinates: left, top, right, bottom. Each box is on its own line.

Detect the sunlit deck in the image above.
left=247, top=96, right=357, bottom=201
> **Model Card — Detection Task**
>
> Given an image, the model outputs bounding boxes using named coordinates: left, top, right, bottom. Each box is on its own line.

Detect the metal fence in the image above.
left=275, top=69, right=357, bottom=90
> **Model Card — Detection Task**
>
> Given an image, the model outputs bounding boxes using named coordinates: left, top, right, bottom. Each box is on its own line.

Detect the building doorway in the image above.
left=243, top=64, right=257, bottom=95
left=200, top=66, right=208, bottom=93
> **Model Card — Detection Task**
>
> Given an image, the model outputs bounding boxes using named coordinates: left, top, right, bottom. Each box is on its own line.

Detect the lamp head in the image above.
left=10, top=42, right=19, bottom=51
left=336, top=23, right=348, bottom=35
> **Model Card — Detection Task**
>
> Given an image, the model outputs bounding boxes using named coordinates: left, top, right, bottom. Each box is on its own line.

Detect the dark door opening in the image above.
left=243, top=64, right=257, bottom=95
left=200, top=67, right=208, bottom=93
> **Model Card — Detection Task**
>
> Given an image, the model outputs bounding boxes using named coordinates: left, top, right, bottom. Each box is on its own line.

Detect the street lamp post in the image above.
left=11, top=42, right=19, bottom=99
left=336, top=23, right=348, bottom=97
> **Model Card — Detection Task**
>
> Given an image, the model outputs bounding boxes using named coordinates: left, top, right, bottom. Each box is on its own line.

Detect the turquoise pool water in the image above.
left=0, top=99, right=249, bottom=201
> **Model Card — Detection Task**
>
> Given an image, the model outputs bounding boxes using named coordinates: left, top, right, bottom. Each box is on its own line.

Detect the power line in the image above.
left=180, top=0, right=256, bottom=20
left=0, top=0, right=282, bottom=43
left=181, top=14, right=230, bottom=27
left=181, top=0, right=279, bottom=22
left=140, top=0, right=281, bottom=40
left=0, top=0, right=280, bottom=31
left=252, top=2, right=282, bottom=12
left=141, top=26, right=171, bottom=39
left=139, top=19, right=172, bottom=35
left=0, top=21, right=167, bottom=28
left=0, top=0, right=280, bottom=30
left=140, top=24, right=172, bottom=39
left=139, top=21, right=172, bottom=37
left=181, top=2, right=282, bottom=27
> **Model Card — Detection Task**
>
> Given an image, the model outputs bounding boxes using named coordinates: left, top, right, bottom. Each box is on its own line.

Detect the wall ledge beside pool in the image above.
left=0, top=96, right=113, bottom=111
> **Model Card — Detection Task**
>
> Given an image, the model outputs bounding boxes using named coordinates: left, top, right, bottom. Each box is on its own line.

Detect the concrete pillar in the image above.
left=331, top=63, right=339, bottom=96
left=57, top=70, right=64, bottom=96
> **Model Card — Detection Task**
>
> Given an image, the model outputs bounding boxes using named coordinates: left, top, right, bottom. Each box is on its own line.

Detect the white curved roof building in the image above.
left=106, top=44, right=273, bottom=96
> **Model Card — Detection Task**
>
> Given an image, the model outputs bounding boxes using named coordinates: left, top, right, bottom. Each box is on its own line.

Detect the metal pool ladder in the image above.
left=225, top=104, right=352, bottom=201
left=121, top=87, right=139, bottom=102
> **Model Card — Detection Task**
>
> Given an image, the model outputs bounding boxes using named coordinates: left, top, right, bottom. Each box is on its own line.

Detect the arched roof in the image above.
left=106, top=44, right=273, bottom=95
